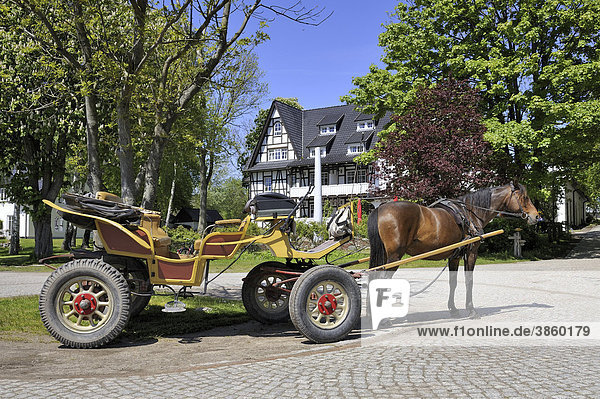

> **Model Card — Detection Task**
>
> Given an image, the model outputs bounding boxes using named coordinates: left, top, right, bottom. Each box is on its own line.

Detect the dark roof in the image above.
left=354, top=112, right=375, bottom=121
left=345, top=131, right=374, bottom=144
left=275, top=101, right=303, bottom=154
left=171, top=208, right=222, bottom=224
left=306, top=134, right=334, bottom=148
left=244, top=101, right=392, bottom=172
left=317, top=114, right=344, bottom=126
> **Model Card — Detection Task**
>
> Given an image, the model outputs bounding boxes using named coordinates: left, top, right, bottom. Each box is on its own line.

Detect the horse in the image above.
left=367, top=182, right=539, bottom=318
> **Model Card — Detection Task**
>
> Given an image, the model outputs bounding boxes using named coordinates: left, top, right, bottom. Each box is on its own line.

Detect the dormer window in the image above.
left=357, top=120, right=374, bottom=131
left=273, top=121, right=282, bottom=136
left=320, top=125, right=336, bottom=134
left=347, top=143, right=365, bottom=154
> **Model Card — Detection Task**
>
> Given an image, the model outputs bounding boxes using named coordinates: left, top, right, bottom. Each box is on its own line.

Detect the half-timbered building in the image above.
left=244, top=100, right=391, bottom=218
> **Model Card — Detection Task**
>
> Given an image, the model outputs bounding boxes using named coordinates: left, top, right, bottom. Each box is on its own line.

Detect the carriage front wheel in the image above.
left=39, top=258, right=131, bottom=348
left=289, top=265, right=361, bottom=343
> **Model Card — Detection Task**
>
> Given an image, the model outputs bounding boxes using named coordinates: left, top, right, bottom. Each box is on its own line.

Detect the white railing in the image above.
left=290, top=183, right=369, bottom=198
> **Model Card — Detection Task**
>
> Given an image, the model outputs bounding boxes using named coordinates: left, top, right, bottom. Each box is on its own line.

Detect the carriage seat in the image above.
left=140, top=213, right=171, bottom=257
left=96, top=191, right=124, bottom=203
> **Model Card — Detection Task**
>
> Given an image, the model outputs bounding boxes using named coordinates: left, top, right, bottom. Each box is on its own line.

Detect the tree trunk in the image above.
left=81, top=229, right=91, bottom=249
left=9, top=204, right=20, bottom=255
left=117, top=86, right=137, bottom=205
left=85, top=93, right=104, bottom=193
left=165, top=162, right=177, bottom=227
left=140, top=123, right=170, bottom=210
left=33, top=213, right=53, bottom=259
left=197, top=152, right=208, bottom=234
left=62, top=222, right=75, bottom=251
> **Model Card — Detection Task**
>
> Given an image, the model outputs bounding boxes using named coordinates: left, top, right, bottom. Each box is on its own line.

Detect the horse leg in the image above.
left=447, top=257, right=460, bottom=318
left=464, top=248, right=480, bottom=319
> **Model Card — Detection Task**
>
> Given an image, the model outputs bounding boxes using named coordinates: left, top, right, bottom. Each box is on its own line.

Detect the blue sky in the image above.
left=251, top=1, right=399, bottom=110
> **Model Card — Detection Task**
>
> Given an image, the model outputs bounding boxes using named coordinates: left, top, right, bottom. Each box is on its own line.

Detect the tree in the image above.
left=205, top=177, right=248, bottom=220
left=373, top=80, right=495, bottom=204
left=10, top=0, right=328, bottom=209
left=0, top=26, right=81, bottom=258
left=343, top=0, right=600, bottom=189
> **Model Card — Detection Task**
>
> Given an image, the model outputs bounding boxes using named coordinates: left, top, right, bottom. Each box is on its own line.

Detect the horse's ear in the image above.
left=510, top=178, right=519, bottom=189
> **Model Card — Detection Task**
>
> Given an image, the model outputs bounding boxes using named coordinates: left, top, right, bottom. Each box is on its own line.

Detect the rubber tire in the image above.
left=126, top=268, right=152, bottom=317
left=242, top=262, right=293, bottom=324
left=39, top=258, right=131, bottom=348
left=289, top=265, right=361, bottom=343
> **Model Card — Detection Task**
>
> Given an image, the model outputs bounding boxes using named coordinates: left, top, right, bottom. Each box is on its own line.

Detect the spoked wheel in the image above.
left=242, top=262, right=294, bottom=324
left=289, top=265, right=361, bottom=343
left=39, top=259, right=131, bottom=348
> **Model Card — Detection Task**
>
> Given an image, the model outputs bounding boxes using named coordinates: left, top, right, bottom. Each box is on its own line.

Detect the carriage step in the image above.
left=162, top=300, right=186, bottom=313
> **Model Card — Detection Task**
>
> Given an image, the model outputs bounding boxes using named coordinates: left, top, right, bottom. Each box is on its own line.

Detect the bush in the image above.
left=479, top=218, right=540, bottom=254
left=293, top=220, right=328, bottom=246
left=165, top=226, right=202, bottom=252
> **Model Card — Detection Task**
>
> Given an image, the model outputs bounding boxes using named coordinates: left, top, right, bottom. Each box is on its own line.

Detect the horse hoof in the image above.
left=449, top=309, right=460, bottom=318
left=468, top=310, right=480, bottom=319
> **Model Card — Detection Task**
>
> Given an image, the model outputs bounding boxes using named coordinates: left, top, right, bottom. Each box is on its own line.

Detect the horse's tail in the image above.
left=368, top=207, right=386, bottom=269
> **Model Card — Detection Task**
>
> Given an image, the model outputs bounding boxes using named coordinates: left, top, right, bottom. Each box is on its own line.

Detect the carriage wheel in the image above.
left=109, top=260, right=152, bottom=318
left=39, top=258, right=131, bottom=348
left=289, top=265, right=361, bottom=343
left=242, top=262, right=293, bottom=324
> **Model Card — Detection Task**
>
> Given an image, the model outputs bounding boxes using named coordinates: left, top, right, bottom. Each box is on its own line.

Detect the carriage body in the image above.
left=39, top=191, right=356, bottom=348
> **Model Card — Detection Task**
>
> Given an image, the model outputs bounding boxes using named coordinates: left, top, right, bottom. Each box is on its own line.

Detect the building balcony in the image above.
left=290, top=183, right=369, bottom=198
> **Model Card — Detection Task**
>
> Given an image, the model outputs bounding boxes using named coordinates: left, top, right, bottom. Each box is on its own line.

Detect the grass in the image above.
left=0, top=238, right=68, bottom=267
left=0, top=295, right=249, bottom=342
left=0, top=232, right=578, bottom=273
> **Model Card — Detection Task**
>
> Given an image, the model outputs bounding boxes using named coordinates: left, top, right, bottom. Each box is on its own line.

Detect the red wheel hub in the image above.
left=317, top=294, right=337, bottom=315
left=73, top=293, right=97, bottom=315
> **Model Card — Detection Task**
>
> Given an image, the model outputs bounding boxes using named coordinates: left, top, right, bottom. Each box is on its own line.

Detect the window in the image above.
left=357, top=169, right=367, bottom=183
left=273, top=121, right=282, bottom=136
left=320, top=124, right=336, bottom=134
left=309, top=148, right=326, bottom=158
left=264, top=176, right=272, bottom=191
left=357, top=120, right=374, bottom=131
left=347, top=143, right=365, bottom=154
left=268, top=148, right=288, bottom=161
left=346, top=169, right=355, bottom=184
left=321, top=171, right=329, bottom=185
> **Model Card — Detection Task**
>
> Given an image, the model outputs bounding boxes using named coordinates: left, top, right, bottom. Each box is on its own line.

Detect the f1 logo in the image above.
left=369, top=278, right=410, bottom=330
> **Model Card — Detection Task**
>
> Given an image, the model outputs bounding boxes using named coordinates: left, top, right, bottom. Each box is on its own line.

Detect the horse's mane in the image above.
left=458, top=187, right=493, bottom=210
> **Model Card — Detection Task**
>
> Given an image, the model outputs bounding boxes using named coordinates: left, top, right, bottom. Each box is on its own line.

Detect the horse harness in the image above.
left=429, top=199, right=482, bottom=238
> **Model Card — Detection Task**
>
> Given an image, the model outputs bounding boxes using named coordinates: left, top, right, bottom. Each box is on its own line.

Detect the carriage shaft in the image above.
left=368, top=229, right=504, bottom=272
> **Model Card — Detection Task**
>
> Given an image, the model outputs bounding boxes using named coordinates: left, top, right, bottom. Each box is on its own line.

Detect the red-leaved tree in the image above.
left=372, top=79, right=496, bottom=203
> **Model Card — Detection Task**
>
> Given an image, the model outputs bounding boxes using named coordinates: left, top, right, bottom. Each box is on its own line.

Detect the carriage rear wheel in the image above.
left=39, top=258, right=131, bottom=348
left=242, top=262, right=293, bottom=324
left=289, top=265, right=361, bottom=343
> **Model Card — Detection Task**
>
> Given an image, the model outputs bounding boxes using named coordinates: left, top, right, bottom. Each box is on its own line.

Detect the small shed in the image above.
left=169, top=208, right=222, bottom=230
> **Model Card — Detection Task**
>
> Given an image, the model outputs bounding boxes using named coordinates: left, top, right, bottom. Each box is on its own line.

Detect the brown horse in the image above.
left=368, top=182, right=539, bottom=318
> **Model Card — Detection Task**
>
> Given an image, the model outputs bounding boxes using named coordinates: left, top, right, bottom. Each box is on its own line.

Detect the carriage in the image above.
left=39, top=183, right=536, bottom=348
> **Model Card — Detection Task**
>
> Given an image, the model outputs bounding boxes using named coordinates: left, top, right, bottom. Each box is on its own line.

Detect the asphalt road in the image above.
left=1, top=227, right=600, bottom=398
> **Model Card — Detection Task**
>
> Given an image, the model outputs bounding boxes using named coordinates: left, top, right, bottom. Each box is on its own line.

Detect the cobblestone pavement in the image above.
left=1, top=345, right=598, bottom=398
left=2, top=231, right=600, bottom=398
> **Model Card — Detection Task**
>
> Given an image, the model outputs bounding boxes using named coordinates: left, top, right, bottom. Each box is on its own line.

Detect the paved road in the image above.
left=1, top=227, right=600, bottom=398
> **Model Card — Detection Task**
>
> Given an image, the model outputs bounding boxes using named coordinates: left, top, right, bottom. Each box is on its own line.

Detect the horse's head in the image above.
left=504, top=181, right=539, bottom=225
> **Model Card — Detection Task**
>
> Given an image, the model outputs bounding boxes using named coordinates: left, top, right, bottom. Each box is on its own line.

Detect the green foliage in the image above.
left=293, top=220, right=328, bottom=245
left=206, top=177, right=248, bottom=220
left=344, top=0, right=600, bottom=192
left=164, top=226, right=202, bottom=253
